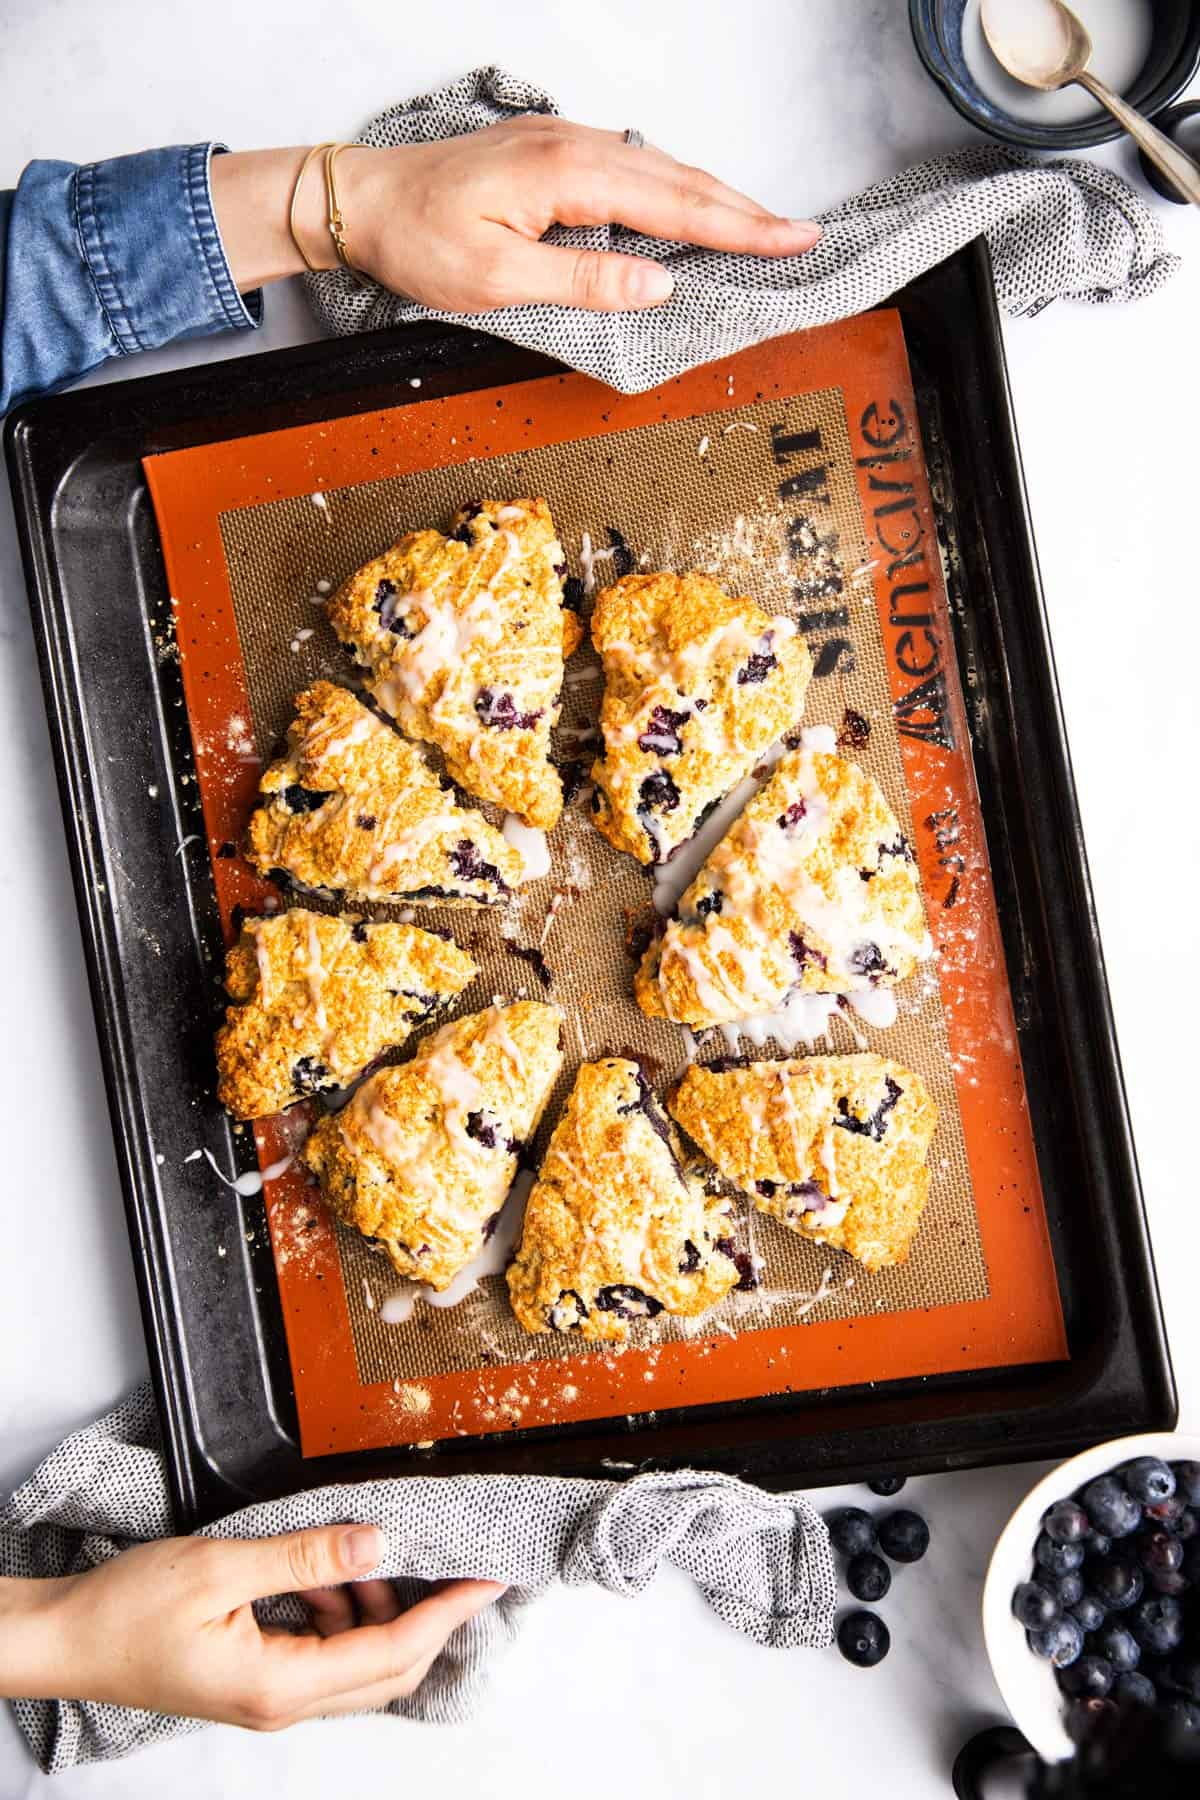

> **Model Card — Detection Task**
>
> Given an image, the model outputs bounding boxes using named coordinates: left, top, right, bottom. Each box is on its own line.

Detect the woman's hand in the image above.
left=212, top=117, right=820, bottom=310
left=0, top=1526, right=503, bottom=1731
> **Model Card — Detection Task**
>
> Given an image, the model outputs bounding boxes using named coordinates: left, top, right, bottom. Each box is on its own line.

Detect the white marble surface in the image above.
left=1, top=1, right=1197, bottom=1794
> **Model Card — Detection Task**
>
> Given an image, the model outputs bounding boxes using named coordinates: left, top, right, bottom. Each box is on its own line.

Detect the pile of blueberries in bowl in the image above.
left=1012, top=1454, right=1200, bottom=1734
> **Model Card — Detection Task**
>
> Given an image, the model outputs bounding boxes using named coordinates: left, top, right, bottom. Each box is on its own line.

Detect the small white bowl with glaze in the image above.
left=982, top=1431, right=1200, bottom=1763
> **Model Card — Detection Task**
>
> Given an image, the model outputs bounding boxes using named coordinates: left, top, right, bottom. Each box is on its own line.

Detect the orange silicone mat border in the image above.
left=144, top=315, right=1067, bottom=1460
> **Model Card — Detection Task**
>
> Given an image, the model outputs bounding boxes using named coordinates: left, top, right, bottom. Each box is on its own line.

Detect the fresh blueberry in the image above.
left=1055, top=1571, right=1084, bottom=1608
left=1171, top=1462, right=1200, bottom=1506
left=1069, top=1593, right=1108, bottom=1633
left=1130, top=1595, right=1185, bottom=1657
left=1091, top=1559, right=1144, bottom=1612
left=1029, top=1615, right=1084, bottom=1668
left=878, top=1509, right=929, bottom=1564
left=1167, top=1655, right=1200, bottom=1701
left=1144, top=1495, right=1186, bottom=1526
left=1042, top=1500, right=1091, bottom=1545
left=1136, top=1530, right=1184, bottom=1580
left=1174, top=1508, right=1199, bottom=1542
left=1121, top=1457, right=1176, bottom=1506
left=1111, top=1670, right=1157, bottom=1709
left=1012, top=1581, right=1061, bottom=1630
left=836, top=1610, right=890, bottom=1668
left=1059, top=1654, right=1114, bottom=1700
left=1150, top=1569, right=1190, bottom=1597
left=847, top=1552, right=891, bottom=1604
left=1182, top=1539, right=1200, bottom=1586
left=1035, top=1532, right=1085, bottom=1578
left=867, top=1474, right=907, bottom=1497
left=1084, top=1531, right=1112, bottom=1560
left=1064, top=1699, right=1116, bottom=1746
left=1082, top=1475, right=1143, bottom=1540
left=827, top=1508, right=877, bottom=1558
left=1093, top=1624, right=1140, bottom=1673
left=1161, top=1698, right=1200, bottom=1732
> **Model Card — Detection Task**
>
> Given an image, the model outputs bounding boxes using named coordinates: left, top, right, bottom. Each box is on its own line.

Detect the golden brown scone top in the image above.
left=506, top=1058, right=741, bottom=1343
left=326, top=498, right=579, bottom=832
left=588, top=572, right=812, bottom=866
left=245, top=682, right=523, bottom=908
left=670, top=1053, right=937, bottom=1271
left=302, top=1002, right=563, bottom=1290
left=636, top=745, right=929, bottom=1029
left=215, top=909, right=477, bottom=1120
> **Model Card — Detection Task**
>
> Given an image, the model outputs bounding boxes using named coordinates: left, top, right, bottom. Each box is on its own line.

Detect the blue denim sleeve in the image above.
left=0, top=143, right=262, bottom=417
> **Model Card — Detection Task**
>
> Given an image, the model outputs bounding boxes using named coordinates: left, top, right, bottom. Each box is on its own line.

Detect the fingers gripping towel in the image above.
left=303, top=65, right=1178, bottom=393
left=0, top=1384, right=837, bottom=1771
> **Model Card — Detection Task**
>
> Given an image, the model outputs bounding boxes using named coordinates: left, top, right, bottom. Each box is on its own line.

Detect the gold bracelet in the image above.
left=288, top=143, right=335, bottom=274
left=324, top=142, right=366, bottom=284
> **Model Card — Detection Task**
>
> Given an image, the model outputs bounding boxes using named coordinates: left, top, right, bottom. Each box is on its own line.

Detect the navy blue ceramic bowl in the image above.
left=910, top=0, right=1200, bottom=149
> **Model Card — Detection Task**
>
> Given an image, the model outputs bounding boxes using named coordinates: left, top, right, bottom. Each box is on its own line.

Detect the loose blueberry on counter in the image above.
left=1012, top=1582, right=1061, bottom=1630
left=1035, top=1532, right=1085, bottom=1579
left=1069, top=1593, right=1108, bottom=1634
left=1131, top=1596, right=1185, bottom=1657
left=878, top=1509, right=930, bottom=1564
left=836, top=1610, right=890, bottom=1668
left=1029, top=1615, right=1084, bottom=1669
left=1093, top=1623, right=1140, bottom=1674
left=1043, top=1499, right=1091, bottom=1544
left=1059, top=1654, right=1115, bottom=1700
left=1112, top=1670, right=1157, bottom=1709
left=1091, top=1559, right=1144, bottom=1613
left=1122, top=1457, right=1176, bottom=1505
left=867, top=1474, right=907, bottom=1497
left=827, top=1507, right=877, bottom=1559
left=1082, top=1475, right=1143, bottom=1539
left=847, top=1551, right=891, bottom=1604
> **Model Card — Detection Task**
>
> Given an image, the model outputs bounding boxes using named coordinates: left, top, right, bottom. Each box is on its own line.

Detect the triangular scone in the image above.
left=506, top=1058, right=740, bottom=1343
left=670, top=1054, right=937, bottom=1272
left=327, top=498, right=579, bottom=831
left=302, top=1002, right=563, bottom=1290
left=636, top=745, right=929, bottom=1028
left=245, top=682, right=523, bottom=908
left=215, top=910, right=478, bottom=1120
left=588, top=573, right=812, bottom=866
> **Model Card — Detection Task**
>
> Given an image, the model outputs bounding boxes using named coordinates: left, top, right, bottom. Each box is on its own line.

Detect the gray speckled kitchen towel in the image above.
left=0, top=1384, right=836, bottom=1771
left=304, top=65, right=1178, bottom=393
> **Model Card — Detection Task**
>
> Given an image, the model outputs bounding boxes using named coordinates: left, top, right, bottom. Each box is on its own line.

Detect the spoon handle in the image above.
left=1075, top=69, right=1200, bottom=206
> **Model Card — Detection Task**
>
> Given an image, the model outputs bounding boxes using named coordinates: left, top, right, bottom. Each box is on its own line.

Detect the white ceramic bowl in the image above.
left=982, top=1431, right=1200, bottom=1763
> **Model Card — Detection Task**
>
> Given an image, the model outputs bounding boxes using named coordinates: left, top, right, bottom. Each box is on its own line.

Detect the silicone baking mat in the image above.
left=144, top=315, right=1066, bottom=1459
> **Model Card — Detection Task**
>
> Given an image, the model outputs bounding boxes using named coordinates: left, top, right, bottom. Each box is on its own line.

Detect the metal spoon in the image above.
left=980, top=0, right=1200, bottom=206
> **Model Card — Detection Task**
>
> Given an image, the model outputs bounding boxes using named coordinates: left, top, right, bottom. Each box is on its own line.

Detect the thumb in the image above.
left=498, top=239, right=675, bottom=312
left=210, top=1523, right=387, bottom=1606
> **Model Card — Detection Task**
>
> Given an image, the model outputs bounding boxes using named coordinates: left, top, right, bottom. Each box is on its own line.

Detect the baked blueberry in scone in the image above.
left=326, top=498, right=582, bottom=832
left=214, top=909, right=478, bottom=1120
left=506, top=1058, right=740, bottom=1343
left=245, top=682, right=523, bottom=908
left=302, top=1002, right=563, bottom=1289
left=635, top=744, right=929, bottom=1028
left=669, top=1053, right=937, bottom=1271
left=587, top=572, right=812, bottom=867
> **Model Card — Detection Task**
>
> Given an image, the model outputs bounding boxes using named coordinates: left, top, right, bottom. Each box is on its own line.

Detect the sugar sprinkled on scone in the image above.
left=302, top=1001, right=563, bottom=1290
left=669, top=1053, right=937, bottom=1271
left=215, top=909, right=477, bottom=1120
left=588, top=572, right=812, bottom=867
left=507, top=1058, right=740, bottom=1343
left=636, top=745, right=929, bottom=1029
left=327, top=498, right=580, bottom=831
left=245, top=682, right=523, bottom=908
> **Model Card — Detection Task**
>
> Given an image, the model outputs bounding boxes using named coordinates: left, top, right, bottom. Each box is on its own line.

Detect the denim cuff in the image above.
left=72, top=143, right=262, bottom=356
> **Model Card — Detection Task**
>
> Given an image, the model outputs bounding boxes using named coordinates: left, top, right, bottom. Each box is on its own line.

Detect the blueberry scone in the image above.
left=327, top=498, right=581, bottom=832
left=670, top=1053, right=937, bottom=1271
left=636, top=745, right=929, bottom=1028
left=588, top=572, right=812, bottom=866
left=215, top=909, right=478, bottom=1120
left=246, top=682, right=523, bottom=908
left=302, top=1002, right=563, bottom=1288
left=506, top=1058, right=741, bottom=1343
